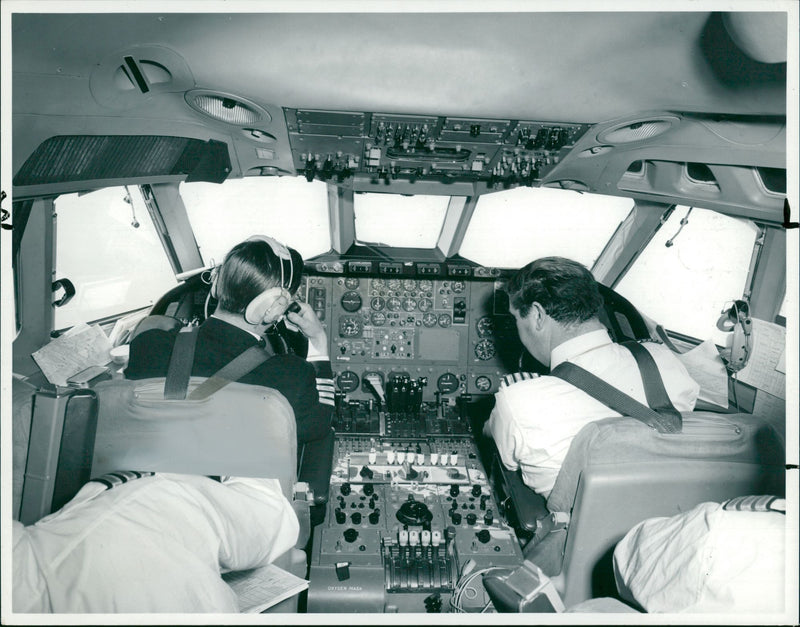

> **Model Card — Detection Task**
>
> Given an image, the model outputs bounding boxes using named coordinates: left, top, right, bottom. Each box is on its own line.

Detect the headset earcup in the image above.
left=244, top=287, right=290, bottom=325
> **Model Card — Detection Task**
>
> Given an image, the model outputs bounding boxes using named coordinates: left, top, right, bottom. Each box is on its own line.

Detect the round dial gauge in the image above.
left=337, top=370, right=360, bottom=393
left=402, top=298, right=417, bottom=312
left=387, top=279, right=402, bottom=292
left=344, top=277, right=360, bottom=290
left=476, top=315, right=495, bottom=337
left=402, top=279, right=417, bottom=292
left=419, top=280, right=433, bottom=293
left=387, top=297, right=402, bottom=312
left=474, top=338, right=496, bottom=361
left=338, top=315, right=363, bottom=337
left=417, top=297, right=433, bottom=312
left=372, top=278, right=385, bottom=290
left=422, top=313, right=438, bottom=327
left=437, top=372, right=460, bottom=394
left=371, top=311, right=386, bottom=326
left=438, top=313, right=452, bottom=328
left=340, top=291, right=363, bottom=312
left=370, top=296, right=386, bottom=311
left=475, top=375, right=493, bottom=392
left=451, top=280, right=466, bottom=293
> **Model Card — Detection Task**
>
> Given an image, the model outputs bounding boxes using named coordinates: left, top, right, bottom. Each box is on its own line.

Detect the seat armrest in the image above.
left=487, top=440, right=549, bottom=533
left=500, top=464, right=550, bottom=533
left=297, top=427, right=334, bottom=506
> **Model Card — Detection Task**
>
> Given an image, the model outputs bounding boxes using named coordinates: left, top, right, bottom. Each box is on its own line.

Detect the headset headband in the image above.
left=246, top=234, right=293, bottom=292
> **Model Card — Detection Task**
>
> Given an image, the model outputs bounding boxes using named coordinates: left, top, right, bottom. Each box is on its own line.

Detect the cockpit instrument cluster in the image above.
left=285, top=109, right=589, bottom=188
left=302, top=273, right=525, bottom=435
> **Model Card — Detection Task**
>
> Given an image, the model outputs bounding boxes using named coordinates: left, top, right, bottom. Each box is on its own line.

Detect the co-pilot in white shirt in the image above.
left=485, top=329, right=700, bottom=497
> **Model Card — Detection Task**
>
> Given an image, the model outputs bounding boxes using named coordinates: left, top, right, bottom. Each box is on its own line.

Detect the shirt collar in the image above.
left=209, top=314, right=264, bottom=342
left=550, top=328, right=613, bottom=368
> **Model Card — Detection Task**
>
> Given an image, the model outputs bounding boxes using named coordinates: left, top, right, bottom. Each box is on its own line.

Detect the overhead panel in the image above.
left=285, top=108, right=588, bottom=187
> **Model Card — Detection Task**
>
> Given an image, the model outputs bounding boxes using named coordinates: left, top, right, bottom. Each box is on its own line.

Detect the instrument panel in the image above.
left=302, top=274, right=524, bottom=401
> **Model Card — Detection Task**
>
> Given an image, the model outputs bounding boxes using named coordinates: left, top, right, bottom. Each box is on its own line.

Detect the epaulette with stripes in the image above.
left=500, top=372, right=539, bottom=388
left=89, top=470, right=154, bottom=491
left=722, top=494, right=785, bottom=513
left=316, top=376, right=336, bottom=406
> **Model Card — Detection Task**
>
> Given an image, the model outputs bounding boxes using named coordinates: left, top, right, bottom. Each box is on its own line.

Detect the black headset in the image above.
left=717, top=299, right=752, bottom=372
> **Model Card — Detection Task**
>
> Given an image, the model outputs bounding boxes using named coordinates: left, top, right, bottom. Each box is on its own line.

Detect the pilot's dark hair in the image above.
left=506, top=256, right=603, bottom=324
left=214, top=239, right=303, bottom=314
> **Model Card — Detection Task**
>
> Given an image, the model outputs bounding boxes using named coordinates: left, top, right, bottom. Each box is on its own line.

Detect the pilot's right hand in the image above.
left=285, top=301, right=328, bottom=359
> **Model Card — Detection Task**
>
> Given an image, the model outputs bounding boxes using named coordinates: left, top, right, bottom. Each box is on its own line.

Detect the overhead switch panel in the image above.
left=285, top=108, right=588, bottom=188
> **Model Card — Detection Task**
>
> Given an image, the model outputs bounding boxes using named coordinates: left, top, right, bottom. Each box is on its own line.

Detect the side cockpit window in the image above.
left=53, top=187, right=179, bottom=330
left=615, top=206, right=759, bottom=346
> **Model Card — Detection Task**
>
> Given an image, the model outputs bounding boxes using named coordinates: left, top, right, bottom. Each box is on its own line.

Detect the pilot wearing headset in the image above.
left=125, top=235, right=335, bottom=448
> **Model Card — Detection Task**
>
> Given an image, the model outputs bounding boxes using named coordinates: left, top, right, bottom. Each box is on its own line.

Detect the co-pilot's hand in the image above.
left=285, top=301, right=328, bottom=358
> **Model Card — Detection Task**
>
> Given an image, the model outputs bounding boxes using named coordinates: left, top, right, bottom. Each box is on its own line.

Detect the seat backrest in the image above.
left=128, top=314, right=183, bottom=343
left=596, top=283, right=651, bottom=343
left=91, top=377, right=298, bottom=499
left=541, top=412, right=785, bottom=607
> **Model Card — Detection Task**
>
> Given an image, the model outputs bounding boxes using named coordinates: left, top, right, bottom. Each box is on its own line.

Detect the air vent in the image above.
left=90, top=45, right=193, bottom=109
left=686, top=163, right=717, bottom=184
left=597, top=117, right=678, bottom=144
left=756, top=167, right=786, bottom=194
left=113, top=58, right=172, bottom=93
left=626, top=160, right=645, bottom=174
left=185, top=90, right=271, bottom=126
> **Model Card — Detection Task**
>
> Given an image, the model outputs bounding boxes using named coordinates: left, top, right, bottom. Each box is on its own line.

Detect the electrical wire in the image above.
left=448, top=566, right=504, bottom=613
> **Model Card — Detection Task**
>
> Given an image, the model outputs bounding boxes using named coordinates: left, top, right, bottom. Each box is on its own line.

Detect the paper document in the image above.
left=31, top=323, right=112, bottom=386
left=222, top=563, right=308, bottom=613
left=735, top=318, right=786, bottom=400
left=675, top=340, right=729, bottom=408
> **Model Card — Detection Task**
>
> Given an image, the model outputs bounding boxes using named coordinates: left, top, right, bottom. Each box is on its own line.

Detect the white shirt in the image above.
left=13, top=474, right=299, bottom=613
left=485, top=329, right=700, bottom=496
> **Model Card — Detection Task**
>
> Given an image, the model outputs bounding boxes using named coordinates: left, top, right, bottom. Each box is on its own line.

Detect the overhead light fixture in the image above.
left=597, top=116, right=679, bottom=144
left=185, top=89, right=271, bottom=126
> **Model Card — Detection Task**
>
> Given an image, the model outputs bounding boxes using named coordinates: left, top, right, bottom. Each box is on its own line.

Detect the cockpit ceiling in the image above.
left=9, top=10, right=790, bottom=218
left=12, top=12, right=786, bottom=121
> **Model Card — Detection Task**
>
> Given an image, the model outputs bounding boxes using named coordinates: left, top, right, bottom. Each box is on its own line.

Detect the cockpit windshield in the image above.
left=354, top=192, right=452, bottom=248
left=460, top=187, right=633, bottom=268
left=180, top=178, right=331, bottom=264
